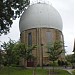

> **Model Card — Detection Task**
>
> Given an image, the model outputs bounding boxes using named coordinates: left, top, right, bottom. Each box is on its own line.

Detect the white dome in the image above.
left=19, top=3, right=63, bottom=33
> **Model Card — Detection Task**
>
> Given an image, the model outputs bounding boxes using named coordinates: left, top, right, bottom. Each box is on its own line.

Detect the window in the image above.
left=28, top=33, right=32, bottom=46
left=46, top=32, right=52, bottom=43
left=28, top=33, right=32, bottom=60
left=46, top=32, right=53, bottom=52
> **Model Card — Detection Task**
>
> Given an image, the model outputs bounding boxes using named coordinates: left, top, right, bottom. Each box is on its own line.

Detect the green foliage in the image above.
left=2, top=39, right=16, bottom=66
left=1, top=39, right=37, bottom=67
left=0, top=49, right=4, bottom=68
left=72, top=54, right=75, bottom=63
left=47, top=41, right=64, bottom=72
left=49, top=61, right=58, bottom=67
left=66, top=54, right=75, bottom=65
left=13, top=42, right=37, bottom=67
left=0, top=0, right=30, bottom=35
left=13, top=43, right=37, bottom=60
left=66, top=54, right=72, bottom=63
left=47, top=41, right=64, bottom=62
left=58, top=60, right=68, bottom=66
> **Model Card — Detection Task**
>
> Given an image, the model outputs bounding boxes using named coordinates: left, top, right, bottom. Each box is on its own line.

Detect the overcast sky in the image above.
left=0, top=0, right=74, bottom=55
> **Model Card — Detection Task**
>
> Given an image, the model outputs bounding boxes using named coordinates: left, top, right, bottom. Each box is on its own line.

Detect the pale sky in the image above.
left=0, top=0, right=74, bottom=55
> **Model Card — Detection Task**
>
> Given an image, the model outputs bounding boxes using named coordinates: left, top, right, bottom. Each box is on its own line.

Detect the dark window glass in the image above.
left=28, top=33, right=32, bottom=46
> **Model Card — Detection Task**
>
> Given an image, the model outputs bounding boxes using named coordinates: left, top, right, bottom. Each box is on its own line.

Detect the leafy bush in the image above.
left=49, top=61, right=58, bottom=67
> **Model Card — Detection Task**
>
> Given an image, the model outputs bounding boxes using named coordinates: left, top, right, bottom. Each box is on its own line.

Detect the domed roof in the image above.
left=19, top=3, right=63, bottom=33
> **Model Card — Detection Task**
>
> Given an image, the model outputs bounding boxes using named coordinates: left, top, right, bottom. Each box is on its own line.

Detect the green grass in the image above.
left=49, top=69, right=72, bottom=75
left=0, top=67, right=72, bottom=75
left=0, top=67, right=33, bottom=75
left=35, top=69, right=48, bottom=75
left=0, top=67, right=48, bottom=75
left=72, top=70, right=75, bottom=75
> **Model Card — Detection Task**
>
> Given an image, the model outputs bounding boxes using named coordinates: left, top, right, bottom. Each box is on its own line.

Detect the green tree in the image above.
left=0, top=49, right=3, bottom=69
left=66, top=54, right=75, bottom=68
left=72, top=54, right=75, bottom=63
left=47, top=41, right=64, bottom=72
left=2, top=39, right=16, bottom=66
left=13, top=42, right=37, bottom=68
left=0, top=0, right=30, bottom=35
left=65, top=55, right=72, bottom=63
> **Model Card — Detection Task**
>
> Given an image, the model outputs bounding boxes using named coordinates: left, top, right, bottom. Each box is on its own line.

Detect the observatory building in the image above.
left=19, top=3, right=64, bottom=67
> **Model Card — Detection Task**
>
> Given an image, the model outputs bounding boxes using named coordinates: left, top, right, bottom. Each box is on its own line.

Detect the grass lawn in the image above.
left=49, top=69, right=71, bottom=75
left=0, top=67, right=48, bottom=75
left=72, top=70, right=75, bottom=75
left=0, top=67, right=72, bottom=75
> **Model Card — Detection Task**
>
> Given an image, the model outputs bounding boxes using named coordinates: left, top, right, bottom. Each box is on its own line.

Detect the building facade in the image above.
left=19, top=3, right=64, bottom=67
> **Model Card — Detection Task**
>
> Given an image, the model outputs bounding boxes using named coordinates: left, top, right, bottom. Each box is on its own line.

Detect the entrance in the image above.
left=27, top=59, right=34, bottom=67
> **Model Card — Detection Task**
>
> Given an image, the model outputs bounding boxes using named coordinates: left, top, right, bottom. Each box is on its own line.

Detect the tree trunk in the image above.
left=33, top=68, right=36, bottom=75
left=53, top=60, right=55, bottom=73
left=24, top=58, right=27, bottom=68
left=33, top=60, right=36, bottom=75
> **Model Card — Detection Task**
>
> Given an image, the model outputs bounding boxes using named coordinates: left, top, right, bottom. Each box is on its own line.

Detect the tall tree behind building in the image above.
left=0, top=0, right=30, bottom=35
